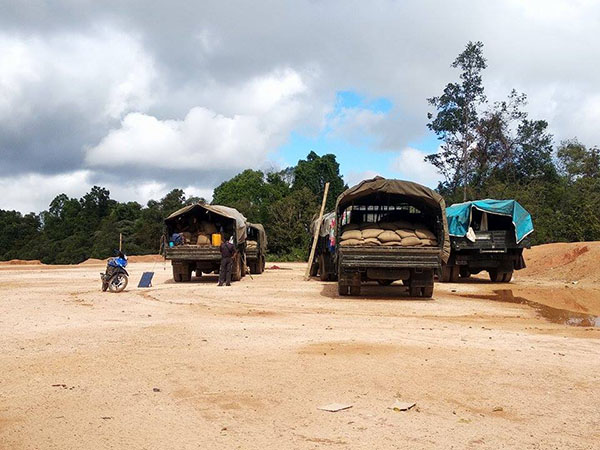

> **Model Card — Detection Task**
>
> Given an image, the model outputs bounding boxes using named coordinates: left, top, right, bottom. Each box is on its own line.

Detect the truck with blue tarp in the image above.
left=442, top=199, right=533, bottom=282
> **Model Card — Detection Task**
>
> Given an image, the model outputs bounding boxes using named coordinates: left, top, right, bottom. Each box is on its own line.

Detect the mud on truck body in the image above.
left=334, top=177, right=450, bottom=297
left=442, top=199, right=533, bottom=283
left=246, top=223, right=267, bottom=274
left=309, top=211, right=337, bottom=281
left=163, top=203, right=248, bottom=282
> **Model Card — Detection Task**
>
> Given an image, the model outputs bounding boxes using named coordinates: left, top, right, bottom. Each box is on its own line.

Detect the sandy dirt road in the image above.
left=1, top=261, right=599, bottom=449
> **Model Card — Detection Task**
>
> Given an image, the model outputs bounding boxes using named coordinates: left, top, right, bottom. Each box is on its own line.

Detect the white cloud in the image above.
left=390, top=147, right=441, bottom=188
left=86, top=69, right=313, bottom=172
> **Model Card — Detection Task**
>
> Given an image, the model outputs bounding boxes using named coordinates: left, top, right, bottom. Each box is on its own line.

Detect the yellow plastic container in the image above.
left=211, top=233, right=222, bottom=246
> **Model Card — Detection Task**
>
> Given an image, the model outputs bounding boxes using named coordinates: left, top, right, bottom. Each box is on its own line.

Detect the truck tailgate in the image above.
left=165, top=246, right=221, bottom=261
left=339, top=246, right=441, bottom=269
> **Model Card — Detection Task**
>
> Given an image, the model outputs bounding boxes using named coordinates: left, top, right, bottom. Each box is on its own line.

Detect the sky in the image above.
left=1, top=0, right=599, bottom=213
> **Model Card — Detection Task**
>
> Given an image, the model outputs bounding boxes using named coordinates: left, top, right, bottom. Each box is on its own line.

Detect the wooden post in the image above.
left=305, top=182, right=330, bottom=280
left=119, top=233, right=123, bottom=252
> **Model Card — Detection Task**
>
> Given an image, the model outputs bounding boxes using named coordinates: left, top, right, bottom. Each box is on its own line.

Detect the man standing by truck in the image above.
left=218, top=237, right=236, bottom=286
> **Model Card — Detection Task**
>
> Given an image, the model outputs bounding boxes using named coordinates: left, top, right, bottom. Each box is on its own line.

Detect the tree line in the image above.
left=1, top=41, right=599, bottom=263
left=0, top=152, right=346, bottom=263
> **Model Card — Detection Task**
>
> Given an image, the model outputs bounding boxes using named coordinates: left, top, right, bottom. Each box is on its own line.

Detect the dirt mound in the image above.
left=0, top=259, right=43, bottom=265
left=128, top=255, right=163, bottom=263
left=78, top=258, right=107, bottom=266
left=521, top=242, right=600, bottom=283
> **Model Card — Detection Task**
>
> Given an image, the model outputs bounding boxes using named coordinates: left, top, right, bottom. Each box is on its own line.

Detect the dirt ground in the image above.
left=1, top=251, right=600, bottom=449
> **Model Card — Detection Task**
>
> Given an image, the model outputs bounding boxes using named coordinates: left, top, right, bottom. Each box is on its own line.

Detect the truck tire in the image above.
left=309, top=259, right=319, bottom=277
left=441, top=265, right=459, bottom=282
left=338, top=282, right=349, bottom=296
left=173, top=266, right=182, bottom=282
left=181, top=264, right=192, bottom=282
left=409, top=286, right=421, bottom=297
left=349, top=284, right=361, bottom=296
left=259, top=255, right=265, bottom=274
left=422, top=285, right=434, bottom=298
left=502, top=270, right=513, bottom=282
left=459, top=266, right=471, bottom=278
left=489, top=269, right=508, bottom=283
left=319, top=254, right=329, bottom=281
left=232, top=256, right=242, bottom=281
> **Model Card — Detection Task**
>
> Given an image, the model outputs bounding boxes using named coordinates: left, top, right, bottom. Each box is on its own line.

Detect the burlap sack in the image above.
left=362, top=237, right=381, bottom=246
left=415, top=228, right=436, bottom=240
left=396, top=229, right=416, bottom=238
left=342, top=223, right=361, bottom=231
left=421, top=239, right=438, bottom=247
left=181, top=232, right=192, bottom=243
left=194, top=234, right=209, bottom=245
left=341, top=230, right=362, bottom=241
left=340, top=238, right=362, bottom=246
left=200, top=221, right=218, bottom=234
left=362, top=228, right=384, bottom=239
left=385, top=241, right=403, bottom=246
left=247, top=240, right=258, bottom=249
left=378, top=230, right=402, bottom=242
left=401, top=236, right=422, bottom=246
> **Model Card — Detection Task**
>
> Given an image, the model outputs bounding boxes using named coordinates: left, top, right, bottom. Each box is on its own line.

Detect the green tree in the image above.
left=426, top=41, right=487, bottom=200
left=292, top=151, right=346, bottom=210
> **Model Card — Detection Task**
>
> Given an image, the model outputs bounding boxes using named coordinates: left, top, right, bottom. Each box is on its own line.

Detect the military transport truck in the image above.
left=442, top=199, right=533, bottom=283
left=334, top=177, right=450, bottom=297
left=309, top=211, right=337, bottom=281
left=246, top=223, right=267, bottom=274
left=163, top=203, right=248, bottom=282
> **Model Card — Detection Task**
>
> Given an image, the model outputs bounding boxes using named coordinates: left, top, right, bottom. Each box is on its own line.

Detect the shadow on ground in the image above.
left=319, top=281, right=435, bottom=301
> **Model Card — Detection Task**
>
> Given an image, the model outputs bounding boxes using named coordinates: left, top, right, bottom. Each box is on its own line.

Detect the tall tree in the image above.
left=426, top=41, right=487, bottom=200
left=292, top=151, right=346, bottom=210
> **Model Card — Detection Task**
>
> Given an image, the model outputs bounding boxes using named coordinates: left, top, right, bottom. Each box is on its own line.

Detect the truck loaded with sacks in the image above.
left=246, top=223, right=267, bottom=274
left=333, top=177, right=450, bottom=297
left=163, top=203, right=248, bottom=282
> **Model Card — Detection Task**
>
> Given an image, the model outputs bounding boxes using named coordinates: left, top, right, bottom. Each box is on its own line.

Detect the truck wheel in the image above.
left=180, top=264, right=192, bottom=282
left=502, top=271, right=513, bottom=282
left=232, top=256, right=242, bottom=281
left=422, top=285, right=434, bottom=298
left=440, top=265, right=451, bottom=282
left=459, top=267, right=471, bottom=278
left=349, top=284, right=361, bottom=296
left=319, top=254, right=330, bottom=281
left=489, top=269, right=502, bottom=282
left=310, top=258, right=319, bottom=277
left=338, top=282, right=349, bottom=296
left=409, top=286, right=421, bottom=297
left=441, top=265, right=458, bottom=282
left=249, top=261, right=258, bottom=274
left=260, top=255, right=265, bottom=274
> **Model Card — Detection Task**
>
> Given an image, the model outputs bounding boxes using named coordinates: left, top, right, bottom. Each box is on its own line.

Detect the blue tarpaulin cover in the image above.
left=446, top=199, right=534, bottom=243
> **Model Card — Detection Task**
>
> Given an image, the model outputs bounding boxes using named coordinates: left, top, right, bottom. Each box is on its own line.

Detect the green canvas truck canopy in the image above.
left=248, top=223, right=267, bottom=250
left=336, top=176, right=450, bottom=262
left=164, top=203, right=248, bottom=243
left=446, top=199, right=534, bottom=244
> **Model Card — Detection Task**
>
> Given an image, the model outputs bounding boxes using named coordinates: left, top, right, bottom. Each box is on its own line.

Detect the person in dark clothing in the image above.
left=218, top=237, right=236, bottom=286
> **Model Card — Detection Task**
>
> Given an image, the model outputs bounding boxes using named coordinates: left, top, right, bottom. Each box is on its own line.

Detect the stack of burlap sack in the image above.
left=246, top=240, right=258, bottom=249
left=181, top=221, right=219, bottom=245
left=339, top=221, right=438, bottom=247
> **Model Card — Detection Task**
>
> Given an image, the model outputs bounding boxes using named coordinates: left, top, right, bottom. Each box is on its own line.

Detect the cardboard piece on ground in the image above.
left=317, top=403, right=353, bottom=412
left=138, top=272, right=154, bottom=288
left=388, top=400, right=416, bottom=411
